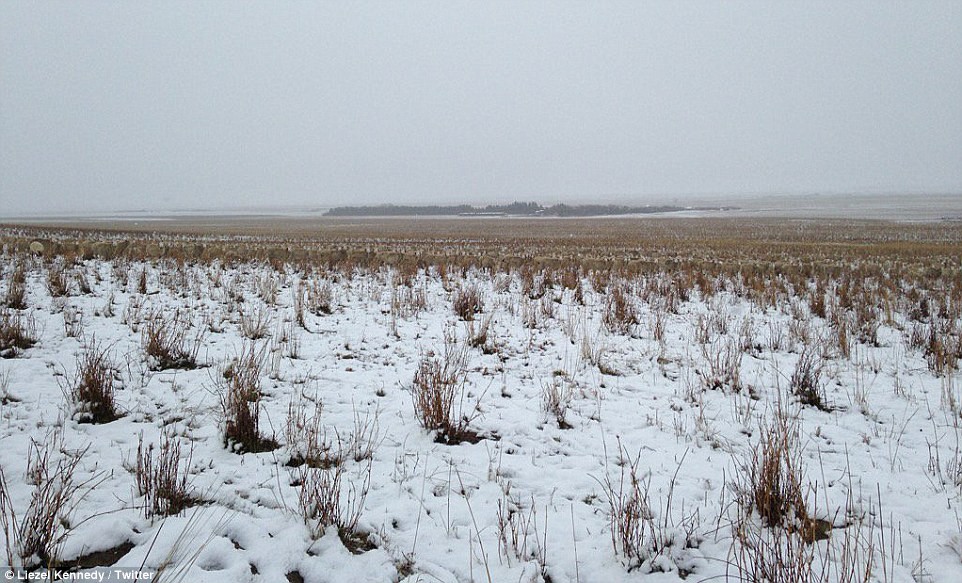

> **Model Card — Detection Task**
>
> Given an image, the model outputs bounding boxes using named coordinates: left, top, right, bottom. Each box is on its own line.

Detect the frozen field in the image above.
left=1, top=221, right=962, bottom=582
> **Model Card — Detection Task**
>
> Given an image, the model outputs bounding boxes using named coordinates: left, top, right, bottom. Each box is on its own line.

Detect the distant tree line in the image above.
left=324, top=201, right=697, bottom=217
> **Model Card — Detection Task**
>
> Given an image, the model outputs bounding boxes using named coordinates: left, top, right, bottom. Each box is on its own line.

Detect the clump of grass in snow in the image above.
left=0, top=309, right=38, bottom=359
left=135, top=430, right=195, bottom=521
left=453, top=284, right=484, bottom=321
left=596, top=444, right=700, bottom=573
left=217, top=342, right=277, bottom=453
left=141, top=310, right=203, bottom=371
left=541, top=376, right=573, bottom=429
left=0, top=432, right=93, bottom=570
left=297, top=457, right=373, bottom=552
left=411, top=340, right=482, bottom=444
left=45, top=258, right=71, bottom=298
left=285, top=395, right=339, bottom=469
left=62, top=337, right=120, bottom=424
left=4, top=261, right=28, bottom=310
left=791, top=345, right=829, bottom=411
left=602, top=283, right=638, bottom=335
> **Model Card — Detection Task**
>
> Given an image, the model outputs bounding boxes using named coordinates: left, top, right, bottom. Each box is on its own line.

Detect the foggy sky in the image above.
left=2, top=1, right=960, bottom=216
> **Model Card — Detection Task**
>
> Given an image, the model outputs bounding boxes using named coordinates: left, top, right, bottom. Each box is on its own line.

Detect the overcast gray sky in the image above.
left=1, top=1, right=960, bottom=215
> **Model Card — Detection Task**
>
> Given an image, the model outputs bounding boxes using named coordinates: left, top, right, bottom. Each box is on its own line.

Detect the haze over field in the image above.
left=1, top=1, right=961, bottom=216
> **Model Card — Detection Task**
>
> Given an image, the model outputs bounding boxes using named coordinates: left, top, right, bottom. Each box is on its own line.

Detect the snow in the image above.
left=0, top=254, right=960, bottom=582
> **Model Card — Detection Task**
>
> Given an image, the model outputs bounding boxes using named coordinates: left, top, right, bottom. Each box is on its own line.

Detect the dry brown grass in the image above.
left=4, top=261, right=27, bottom=309
left=45, top=258, right=71, bottom=298
left=2, top=215, right=952, bottom=579
left=3, top=219, right=961, bottom=309
left=141, top=310, right=203, bottom=370
left=0, top=433, right=91, bottom=570
left=411, top=341, right=482, bottom=444
left=791, top=346, right=829, bottom=411
left=217, top=342, right=277, bottom=453
left=0, top=309, right=37, bottom=359
left=285, top=396, right=339, bottom=469
left=62, top=337, right=120, bottom=424
left=296, top=457, right=372, bottom=550
left=453, top=284, right=484, bottom=321
left=135, top=431, right=195, bottom=520
left=541, top=376, right=573, bottom=429
left=597, top=443, right=700, bottom=573
left=602, top=283, right=638, bottom=335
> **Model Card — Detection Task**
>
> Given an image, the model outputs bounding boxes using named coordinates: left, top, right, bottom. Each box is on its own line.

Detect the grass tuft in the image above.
left=411, top=341, right=482, bottom=444
left=0, top=309, right=38, bottom=359
left=141, top=311, right=203, bottom=370
left=135, top=431, right=195, bottom=520
left=217, top=342, right=277, bottom=453
left=62, top=337, right=120, bottom=424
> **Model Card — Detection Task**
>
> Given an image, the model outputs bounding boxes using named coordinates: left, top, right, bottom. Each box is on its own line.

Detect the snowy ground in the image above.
left=1, top=250, right=961, bottom=582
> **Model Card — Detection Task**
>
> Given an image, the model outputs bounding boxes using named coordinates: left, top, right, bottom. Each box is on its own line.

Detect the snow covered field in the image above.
left=1, top=228, right=962, bottom=582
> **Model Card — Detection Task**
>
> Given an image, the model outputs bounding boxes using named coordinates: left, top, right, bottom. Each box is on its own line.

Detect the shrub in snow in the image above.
left=141, top=310, right=203, bottom=370
left=453, top=284, right=484, bottom=321
left=0, top=433, right=90, bottom=570
left=135, top=431, right=195, bottom=520
left=61, top=337, right=120, bottom=424
left=217, top=342, right=277, bottom=453
left=0, top=309, right=38, bottom=358
left=411, top=340, right=482, bottom=444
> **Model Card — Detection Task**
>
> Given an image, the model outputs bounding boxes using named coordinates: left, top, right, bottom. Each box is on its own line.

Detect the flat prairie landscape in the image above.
left=2, top=209, right=962, bottom=582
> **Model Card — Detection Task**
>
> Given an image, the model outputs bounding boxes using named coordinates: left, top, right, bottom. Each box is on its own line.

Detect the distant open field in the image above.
left=3, top=193, right=960, bottom=274
left=3, top=209, right=962, bottom=285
